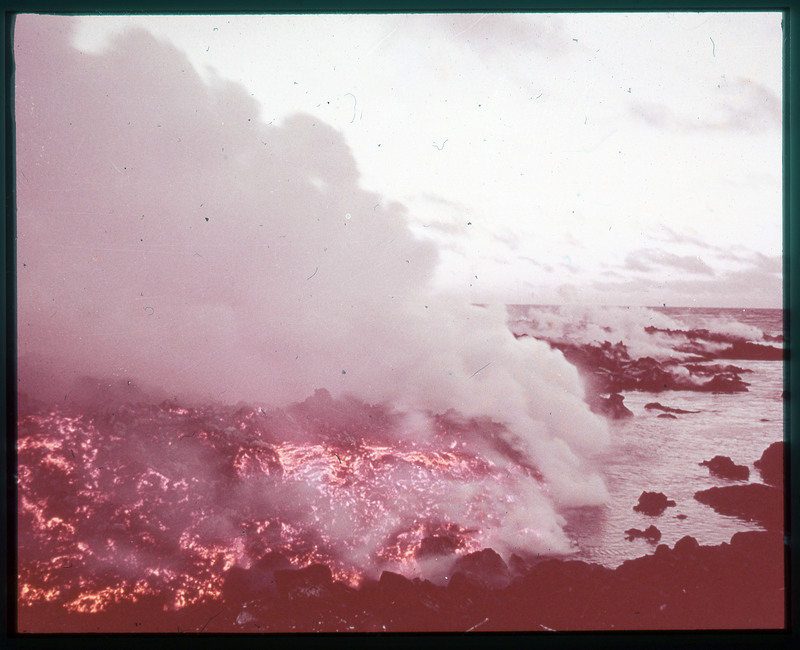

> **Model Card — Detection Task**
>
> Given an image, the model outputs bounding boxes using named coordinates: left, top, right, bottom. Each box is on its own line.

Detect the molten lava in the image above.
left=17, top=394, right=552, bottom=622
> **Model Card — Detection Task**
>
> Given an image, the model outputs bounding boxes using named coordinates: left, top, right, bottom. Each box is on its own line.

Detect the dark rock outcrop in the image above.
left=694, top=484, right=783, bottom=531
left=223, top=564, right=278, bottom=601
left=451, top=548, right=511, bottom=589
left=624, top=525, right=661, bottom=542
left=546, top=339, right=749, bottom=395
left=754, top=441, right=783, bottom=487
left=19, top=530, right=786, bottom=632
left=274, top=563, right=333, bottom=600
left=699, top=455, right=750, bottom=481
left=645, top=402, right=700, bottom=414
left=700, top=374, right=751, bottom=393
left=658, top=413, right=677, bottom=419
left=416, top=534, right=461, bottom=558
left=633, top=492, right=675, bottom=517
left=717, top=341, right=783, bottom=361
left=589, top=393, right=633, bottom=419
left=633, top=491, right=676, bottom=516
left=643, top=326, right=782, bottom=361
left=683, top=363, right=750, bottom=375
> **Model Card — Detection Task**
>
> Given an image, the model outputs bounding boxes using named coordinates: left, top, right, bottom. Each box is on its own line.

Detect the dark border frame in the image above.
left=1, top=3, right=796, bottom=648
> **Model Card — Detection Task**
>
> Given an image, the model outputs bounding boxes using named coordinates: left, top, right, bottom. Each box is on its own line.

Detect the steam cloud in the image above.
left=15, top=16, right=609, bottom=567
left=509, top=304, right=767, bottom=360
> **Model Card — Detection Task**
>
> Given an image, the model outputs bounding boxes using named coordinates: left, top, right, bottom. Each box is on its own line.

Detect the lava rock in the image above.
left=547, top=339, right=751, bottom=395
left=673, top=535, right=700, bottom=557
left=694, top=484, right=783, bottom=531
left=645, top=402, right=700, bottom=414
left=633, top=491, right=676, bottom=516
left=683, top=363, right=750, bottom=375
left=378, top=570, right=416, bottom=599
left=446, top=571, right=497, bottom=615
left=699, top=455, right=750, bottom=480
left=416, top=534, right=460, bottom=558
left=589, top=393, right=634, bottom=419
left=223, top=565, right=277, bottom=600
left=754, top=441, right=783, bottom=487
left=451, top=548, right=511, bottom=589
left=700, top=375, right=750, bottom=392
left=717, top=340, right=783, bottom=361
left=624, top=525, right=661, bottom=542
left=274, top=563, right=333, bottom=600
left=374, top=572, right=450, bottom=631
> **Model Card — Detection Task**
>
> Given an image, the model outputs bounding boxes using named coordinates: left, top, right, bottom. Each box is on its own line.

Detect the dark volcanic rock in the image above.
left=609, top=530, right=784, bottom=629
left=373, top=572, right=449, bottom=631
left=657, top=413, right=677, bottom=419
left=416, top=534, right=460, bottom=557
left=645, top=325, right=739, bottom=344
left=624, top=525, right=661, bottom=542
left=700, top=374, right=750, bottom=392
left=451, top=548, right=511, bottom=589
left=546, top=339, right=749, bottom=395
left=645, top=402, right=700, bottom=414
left=699, top=455, right=750, bottom=480
left=717, top=340, right=783, bottom=361
left=754, top=441, right=783, bottom=487
left=589, top=392, right=633, bottom=419
left=694, top=484, right=783, bottom=531
left=643, top=327, right=783, bottom=361
left=274, top=564, right=333, bottom=600
left=633, top=491, right=676, bottom=516
left=683, top=363, right=751, bottom=375
left=672, top=535, right=700, bottom=557
left=377, top=570, right=416, bottom=600
left=223, top=565, right=277, bottom=601
left=20, top=530, right=786, bottom=632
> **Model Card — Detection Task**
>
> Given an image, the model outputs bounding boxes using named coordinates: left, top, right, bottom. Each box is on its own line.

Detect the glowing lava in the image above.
left=17, top=393, right=557, bottom=619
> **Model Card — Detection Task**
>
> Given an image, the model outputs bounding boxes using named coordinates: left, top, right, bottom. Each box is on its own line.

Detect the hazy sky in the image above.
left=68, top=12, right=783, bottom=308
left=15, top=13, right=783, bottom=407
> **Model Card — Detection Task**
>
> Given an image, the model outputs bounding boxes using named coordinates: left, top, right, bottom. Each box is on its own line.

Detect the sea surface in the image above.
left=561, top=307, right=784, bottom=567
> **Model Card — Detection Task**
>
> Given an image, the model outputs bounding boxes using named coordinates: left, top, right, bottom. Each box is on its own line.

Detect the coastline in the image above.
left=18, top=528, right=784, bottom=633
left=15, top=305, right=786, bottom=633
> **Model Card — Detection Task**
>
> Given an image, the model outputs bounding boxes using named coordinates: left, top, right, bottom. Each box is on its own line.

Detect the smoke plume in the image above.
left=15, top=16, right=609, bottom=567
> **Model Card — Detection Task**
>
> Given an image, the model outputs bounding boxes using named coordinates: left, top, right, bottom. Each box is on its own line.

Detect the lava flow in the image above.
left=17, top=389, right=564, bottom=629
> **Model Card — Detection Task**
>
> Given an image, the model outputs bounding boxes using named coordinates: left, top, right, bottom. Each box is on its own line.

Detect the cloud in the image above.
left=592, top=261, right=781, bottom=308
left=751, top=252, right=782, bottom=273
left=519, top=256, right=554, bottom=272
left=624, top=248, right=715, bottom=276
left=630, top=77, right=781, bottom=133
left=652, top=224, right=718, bottom=249
left=430, top=13, right=572, bottom=56
left=15, top=16, right=610, bottom=536
left=16, top=20, right=438, bottom=405
left=647, top=227, right=782, bottom=274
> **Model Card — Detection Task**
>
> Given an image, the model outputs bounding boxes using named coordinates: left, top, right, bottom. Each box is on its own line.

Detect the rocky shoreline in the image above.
left=512, top=324, right=782, bottom=416
left=16, top=321, right=786, bottom=633
left=20, top=530, right=783, bottom=633
left=18, top=441, right=786, bottom=633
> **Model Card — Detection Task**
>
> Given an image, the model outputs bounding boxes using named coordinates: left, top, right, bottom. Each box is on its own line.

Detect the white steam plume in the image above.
left=15, top=16, right=609, bottom=561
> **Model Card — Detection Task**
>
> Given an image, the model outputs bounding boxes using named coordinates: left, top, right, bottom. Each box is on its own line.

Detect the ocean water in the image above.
left=560, top=307, right=784, bottom=567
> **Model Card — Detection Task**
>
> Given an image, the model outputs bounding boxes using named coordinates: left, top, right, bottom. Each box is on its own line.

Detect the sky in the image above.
left=15, top=12, right=783, bottom=408
left=64, top=12, right=784, bottom=308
